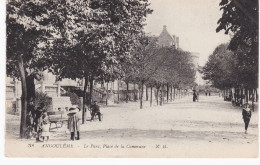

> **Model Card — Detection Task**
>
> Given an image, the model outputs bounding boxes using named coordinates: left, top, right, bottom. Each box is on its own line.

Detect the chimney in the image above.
left=176, top=37, right=179, bottom=49
left=163, top=25, right=167, bottom=30
left=172, top=35, right=176, bottom=48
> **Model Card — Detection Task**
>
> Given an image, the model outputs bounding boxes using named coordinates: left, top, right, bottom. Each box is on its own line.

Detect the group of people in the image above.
left=33, top=101, right=102, bottom=142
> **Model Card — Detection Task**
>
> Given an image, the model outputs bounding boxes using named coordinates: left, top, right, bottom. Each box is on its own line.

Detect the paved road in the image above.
left=5, top=95, right=259, bottom=157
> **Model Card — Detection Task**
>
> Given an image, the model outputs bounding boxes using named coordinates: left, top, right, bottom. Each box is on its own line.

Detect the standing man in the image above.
left=91, top=101, right=102, bottom=121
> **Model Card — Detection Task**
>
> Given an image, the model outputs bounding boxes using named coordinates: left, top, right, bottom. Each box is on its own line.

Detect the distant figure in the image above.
left=209, top=92, right=211, bottom=96
left=91, top=101, right=102, bottom=121
left=242, top=103, right=252, bottom=134
left=193, top=91, right=197, bottom=102
left=197, top=92, right=199, bottom=102
left=205, top=92, right=208, bottom=96
left=67, top=106, right=80, bottom=140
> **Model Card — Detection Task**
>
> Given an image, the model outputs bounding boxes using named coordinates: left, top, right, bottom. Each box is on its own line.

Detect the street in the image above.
left=5, top=95, right=258, bottom=157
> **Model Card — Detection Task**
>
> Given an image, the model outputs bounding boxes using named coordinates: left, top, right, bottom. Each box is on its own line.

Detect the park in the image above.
left=5, top=0, right=258, bottom=158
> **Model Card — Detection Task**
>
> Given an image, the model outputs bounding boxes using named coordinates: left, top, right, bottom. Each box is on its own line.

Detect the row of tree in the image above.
left=7, top=0, right=196, bottom=138
left=121, top=36, right=196, bottom=109
left=201, top=0, right=258, bottom=108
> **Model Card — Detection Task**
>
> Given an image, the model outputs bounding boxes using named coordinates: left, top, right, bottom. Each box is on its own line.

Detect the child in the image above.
left=242, top=103, right=252, bottom=134
left=40, top=111, right=50, bottom=142
left=67, top=106, right=80, bottom=140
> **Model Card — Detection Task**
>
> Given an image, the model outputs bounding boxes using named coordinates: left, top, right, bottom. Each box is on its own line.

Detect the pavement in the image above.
left=5, top=95, right=259, bottom=158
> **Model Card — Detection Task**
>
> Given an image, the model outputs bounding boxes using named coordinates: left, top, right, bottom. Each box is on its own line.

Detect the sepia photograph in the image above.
left=3, top=0, right=259, bottom=158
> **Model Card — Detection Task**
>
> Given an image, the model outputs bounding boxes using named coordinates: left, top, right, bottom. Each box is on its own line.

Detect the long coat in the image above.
left=67, top=112, right=80, bottom=133
left=242, top=108, right=251, bottom=121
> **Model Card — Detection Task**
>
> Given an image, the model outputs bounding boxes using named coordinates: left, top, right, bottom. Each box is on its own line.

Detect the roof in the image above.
left=158, top=25, right=174, bottom=47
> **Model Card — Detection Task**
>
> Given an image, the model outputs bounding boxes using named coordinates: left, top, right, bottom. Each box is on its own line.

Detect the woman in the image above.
left=67, top=106, right=80, bottom=140
left=242, top=103, right=252, bottom=134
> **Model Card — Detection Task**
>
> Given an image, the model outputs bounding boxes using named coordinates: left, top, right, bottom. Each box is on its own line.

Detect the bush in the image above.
left=34, top=91, right=52, bottom=111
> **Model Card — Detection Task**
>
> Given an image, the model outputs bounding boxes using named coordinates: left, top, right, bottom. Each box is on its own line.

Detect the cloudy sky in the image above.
left=144, top=0, right=230, bottom=66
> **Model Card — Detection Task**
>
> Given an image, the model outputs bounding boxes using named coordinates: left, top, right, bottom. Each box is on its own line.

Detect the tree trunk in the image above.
left=25, top=74, right=36, bottom=138
left=160, top=85, right=163, bottom=106
left=18, top=55, right=27, bottom=138
left=245, top=88, right=248, bottom=104
left=162, top=86, right=164, bottom=104
left=117, top=80, right=120, bottom=104
left=146, top=86, right=148, bottom=101
left=156, top=87, right=159, bottom=105
left=173, top=87, right=176, bottom=100
left=170, top=86, right=173, bottom=101
left=140, top=81, right=144, bottom=109
left=241, top=88, right=243, bottom=106
left=126, top=81, right=129, bottom=103
left=166, top=83, right=169, bottom=103
left=252, top=89, right=255, bottom=112
left=234, top=88, right=237, bottom=103
left=89, top=78, right=94, bottom=104
left=150, top=86, right=153, bottom=107
left=82, top=76, right=88, bottom=124
left=106, top=82, right=109, bottom=105
left=134, top=83, right=136, bottom=101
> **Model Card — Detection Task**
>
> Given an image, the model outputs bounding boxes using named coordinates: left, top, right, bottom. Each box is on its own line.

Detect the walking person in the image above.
left=91, top=101, right=102, bottom=121
left=242, top=103, right=252, bottom=134
left=67, top=106, right=80, bottom=140
left=193, top=91, right=197, bottom=102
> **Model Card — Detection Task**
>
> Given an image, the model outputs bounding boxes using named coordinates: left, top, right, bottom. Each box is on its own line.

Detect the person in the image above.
left=40, top=111, right=50, bottom=142
left=197, top=92, right=199, bottom=102
left=242, top=103, right=252, bottom=134
left=193, top=91, right=197, bottom=102
left=67, top=106, right=80, bottom=140
left=91, top=101, right=101, bottom=121
left=34, top=103, right=45, bottom=142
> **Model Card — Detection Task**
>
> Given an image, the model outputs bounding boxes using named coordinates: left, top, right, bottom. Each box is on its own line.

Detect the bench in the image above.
left=47, top=111, right=68, bottom=130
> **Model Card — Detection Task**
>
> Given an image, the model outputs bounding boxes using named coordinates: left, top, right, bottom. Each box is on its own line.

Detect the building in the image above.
left=158, top=25, right=179, bottom=49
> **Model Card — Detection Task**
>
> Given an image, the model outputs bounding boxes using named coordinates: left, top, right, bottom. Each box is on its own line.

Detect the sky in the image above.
left=144, top=0, right=230, bottom=66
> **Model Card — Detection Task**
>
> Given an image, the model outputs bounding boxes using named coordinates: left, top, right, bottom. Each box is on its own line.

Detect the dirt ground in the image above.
left=5, top=95, right=258, bottom=158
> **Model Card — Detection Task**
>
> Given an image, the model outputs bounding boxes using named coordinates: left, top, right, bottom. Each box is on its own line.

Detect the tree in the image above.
left=216, top=0, right=258, bottom=89
left=202, top=44, right=239, bottom=89
left=6, top=0, right=63, bottom=138
left=47, top=0, right=153, bottom=122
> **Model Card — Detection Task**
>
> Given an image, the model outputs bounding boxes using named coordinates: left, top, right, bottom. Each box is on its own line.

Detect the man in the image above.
left=90, top=101, right=101, bottom=121
left=242, top=103, right=252, bottom=134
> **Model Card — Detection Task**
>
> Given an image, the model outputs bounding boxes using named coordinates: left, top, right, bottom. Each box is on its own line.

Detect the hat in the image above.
left=68, top=105, right=79, bottom=114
